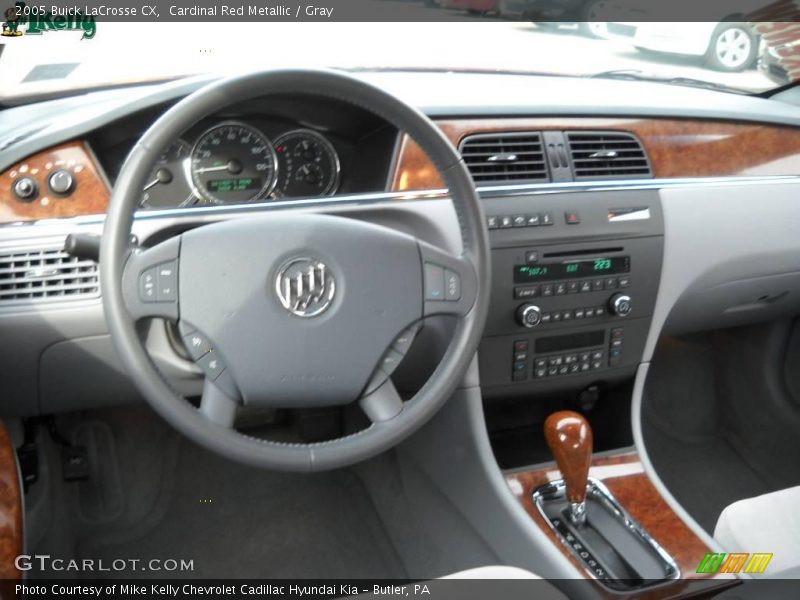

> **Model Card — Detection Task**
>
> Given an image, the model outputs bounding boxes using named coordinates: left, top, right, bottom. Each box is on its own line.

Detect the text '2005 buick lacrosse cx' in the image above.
left=1, top=1, right=800, bottom=599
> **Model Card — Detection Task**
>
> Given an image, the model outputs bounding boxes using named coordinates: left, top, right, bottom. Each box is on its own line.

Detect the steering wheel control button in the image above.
left=424, top=263, right=445, bottom=301
left=139, top=268, right=157, bottom=302
left=444, top=269, right=461, bottom=301
left=12, top=177, right=38, bottom=202
left=156, top=261, right=178, bottom=302
left=197, top=350, right=225, bottom=380
left=183, top=330, right=213, bottom=360
left=392, top=325, right=420, bottom=355
left=379, top=349, right=404, bottom=376
left=47, top=169, right=75, bottom=196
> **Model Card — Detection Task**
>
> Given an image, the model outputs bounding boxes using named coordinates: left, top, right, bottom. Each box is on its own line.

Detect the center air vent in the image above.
left=459, top=132, right=549, bottom=184
left=0, top=245, right=99, bottom=304
left=566, top=131, right=651, bottom=180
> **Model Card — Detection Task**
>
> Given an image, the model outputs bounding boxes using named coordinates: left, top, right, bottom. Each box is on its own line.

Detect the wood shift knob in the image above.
left=544, top=411, right=593, bottom=505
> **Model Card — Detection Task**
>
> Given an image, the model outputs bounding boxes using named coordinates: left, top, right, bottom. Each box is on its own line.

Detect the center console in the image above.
left=478, top=189, right=663, bottom=397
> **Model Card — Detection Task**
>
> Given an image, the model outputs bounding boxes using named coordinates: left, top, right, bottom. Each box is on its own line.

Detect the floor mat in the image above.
left=642, top=417, right=772, bottom=534
left=75, top=438, right=407, bottom=579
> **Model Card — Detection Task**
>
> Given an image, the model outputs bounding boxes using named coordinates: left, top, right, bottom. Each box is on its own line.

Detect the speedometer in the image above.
left=273, top=130, right=340, bottom=198
left=190, top=121, right=277, bottom=204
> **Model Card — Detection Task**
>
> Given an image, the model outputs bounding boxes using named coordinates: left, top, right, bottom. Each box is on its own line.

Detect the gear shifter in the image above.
left=544, top=410, right=592, bottom=526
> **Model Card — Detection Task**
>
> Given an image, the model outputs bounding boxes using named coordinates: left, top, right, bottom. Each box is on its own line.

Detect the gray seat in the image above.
left=714, top=486, right=800, bottom=577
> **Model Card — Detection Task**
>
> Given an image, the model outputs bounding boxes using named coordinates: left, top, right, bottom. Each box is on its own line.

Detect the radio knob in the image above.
left=609, top=293, right=632, bottom=317
left=48, top=169, right=74, bottom=195
left=516, top=304, right=542, bottom=328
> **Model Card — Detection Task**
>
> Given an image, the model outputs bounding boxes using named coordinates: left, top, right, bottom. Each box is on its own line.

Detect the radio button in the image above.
left=562, top=310, right=573, bottom=321
left=595, top=306, right=606, bottom=317
left=579, top=281, right=592, bottom=293
left=542, top=284, right=554, bottom=297
left=540, top=313, right=552, bottom=324
left=514, top=286, right=539, bottom=299
left=618, top=277, right=631, bottom=288
left=585, top=307, right=595, bottom=318
left=567, top=282, right=580, bottom=294
left=592, top=279, right=604, bottom=292
left=555, top=283, right=567, bottom=295
left=604, top=277, right=618, bottom=289
left=525, top=250, right=539, bottom=263
left=535, top=367, right=548, bottom=378
left=574, top=308, right=585, bottom=319
left=534, top=358, right=547, bottom=369
left=551, top=311, right=562, bottom=322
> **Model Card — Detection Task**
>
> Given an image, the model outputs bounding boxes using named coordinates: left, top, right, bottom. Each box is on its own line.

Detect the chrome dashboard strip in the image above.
left=6, top=174, right=800, bottom=229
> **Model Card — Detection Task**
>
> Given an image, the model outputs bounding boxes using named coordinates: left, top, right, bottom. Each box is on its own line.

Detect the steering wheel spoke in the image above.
left=360, top=379, right=404, bottom=423
left=200, top=377, right=240, bottom=428
left=121, top=236, right=181, bottom=321
left=419, top=240, right=479, bottom=318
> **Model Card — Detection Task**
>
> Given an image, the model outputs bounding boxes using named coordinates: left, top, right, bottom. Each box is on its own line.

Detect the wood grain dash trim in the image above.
left=391, top=118, right=800, bottom=192
left=0, top=422, right=22, bottom=582
left=506, top=451, right=737, bottom=599
left=0, top=141, right=110, bottom=223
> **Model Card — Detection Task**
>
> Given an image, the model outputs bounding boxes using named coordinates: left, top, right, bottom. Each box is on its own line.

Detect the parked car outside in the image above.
left=600, top=22, right=759, bottom=72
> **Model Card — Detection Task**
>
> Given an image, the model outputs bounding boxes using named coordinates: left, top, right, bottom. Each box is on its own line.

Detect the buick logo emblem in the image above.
left=275, top=258, right=335, bottom=317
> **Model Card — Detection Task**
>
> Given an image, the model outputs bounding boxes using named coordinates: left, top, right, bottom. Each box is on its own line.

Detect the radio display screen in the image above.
left=514, top=256, right=630, bottom=283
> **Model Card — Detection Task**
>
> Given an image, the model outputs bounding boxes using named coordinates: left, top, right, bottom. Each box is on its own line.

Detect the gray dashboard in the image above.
left=0, top=71, right=800, bottom=417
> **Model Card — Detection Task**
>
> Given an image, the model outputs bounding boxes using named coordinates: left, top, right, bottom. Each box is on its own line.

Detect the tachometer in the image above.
left=141, top=140, right=195, bottom=209
left=190, top=121, right=277, bottom=204
left=273, top=130, right=340, bottom=198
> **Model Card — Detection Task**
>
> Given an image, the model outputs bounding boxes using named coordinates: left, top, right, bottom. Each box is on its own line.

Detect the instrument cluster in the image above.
left=140, top=121, right=341, bottom=209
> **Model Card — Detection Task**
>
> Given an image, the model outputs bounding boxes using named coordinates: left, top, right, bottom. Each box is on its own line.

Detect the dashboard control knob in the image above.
left=48, top=169, right=74, bottom=195
left=516, top=304, right=542, bottom=328
left=609, top=293, right=632, bottom=317
left=12, top=177, right=38, bottom=202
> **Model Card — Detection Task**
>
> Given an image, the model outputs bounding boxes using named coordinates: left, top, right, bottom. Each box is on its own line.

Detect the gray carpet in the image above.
left=642, top=328, right=800, bottom=535
left=34, top=406, right=407, bottom=579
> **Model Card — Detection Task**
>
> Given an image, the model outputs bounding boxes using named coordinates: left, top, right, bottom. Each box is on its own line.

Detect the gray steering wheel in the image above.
left=101, top=69, right=490, bottom=471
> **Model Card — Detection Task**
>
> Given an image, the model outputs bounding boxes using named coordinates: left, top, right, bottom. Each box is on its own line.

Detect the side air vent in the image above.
left=0, top=245, right=99, bottom=304
left=459, top=132, right=549, bottom=184
left=566, top=131, right=651, bottom=180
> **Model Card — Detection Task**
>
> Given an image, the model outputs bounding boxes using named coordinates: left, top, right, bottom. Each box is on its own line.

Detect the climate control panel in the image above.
left=478, top=188, right=663, bottom=395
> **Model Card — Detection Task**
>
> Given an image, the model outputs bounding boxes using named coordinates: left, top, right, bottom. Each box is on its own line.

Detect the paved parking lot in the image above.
left=2, top=2, right=774, bottom=100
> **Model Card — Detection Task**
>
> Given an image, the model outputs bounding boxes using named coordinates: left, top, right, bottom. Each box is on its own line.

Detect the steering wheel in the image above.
left=101, top=69, right=490, bottom=471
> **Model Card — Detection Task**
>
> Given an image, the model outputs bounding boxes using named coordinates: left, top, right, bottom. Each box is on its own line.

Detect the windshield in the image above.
left=2, top=17, right=798, bottom=102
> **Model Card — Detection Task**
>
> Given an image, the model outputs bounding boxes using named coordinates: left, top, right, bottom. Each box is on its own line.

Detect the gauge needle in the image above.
left=143, top=179, right=160, bottom=191
left=195, top=165, right=230, bottom=174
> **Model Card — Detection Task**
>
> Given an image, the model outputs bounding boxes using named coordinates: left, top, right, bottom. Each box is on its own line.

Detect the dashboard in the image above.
left=0, top=70, right=800, bottom=418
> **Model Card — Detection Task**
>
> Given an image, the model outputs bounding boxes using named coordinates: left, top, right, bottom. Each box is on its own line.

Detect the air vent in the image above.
left=0, top=246, right=99, bottom=304
left=566, top=131, right=651, bottom=180
left=459, top=132, right=549, bottom=184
